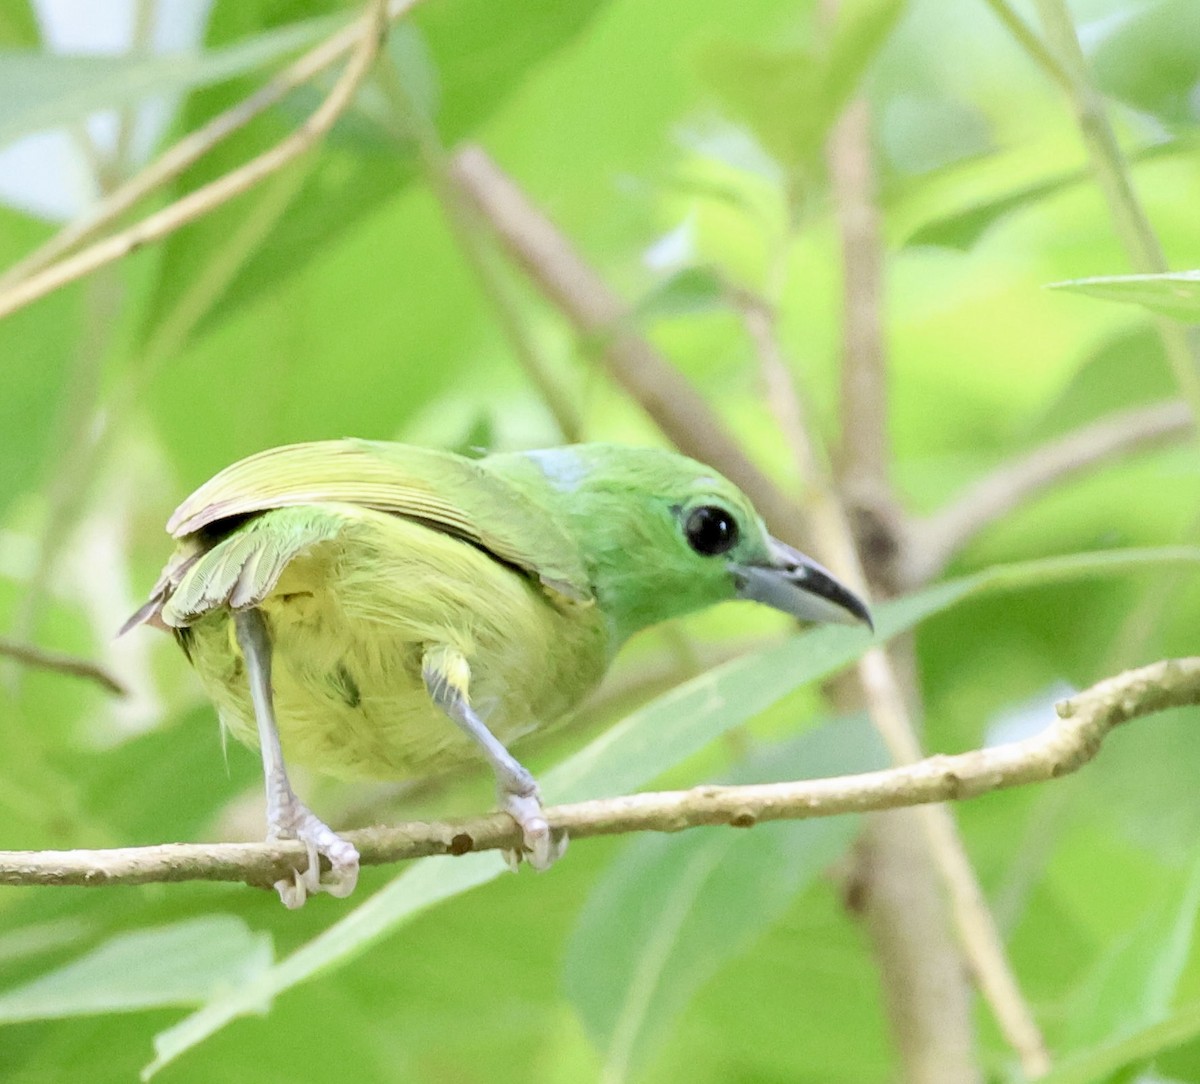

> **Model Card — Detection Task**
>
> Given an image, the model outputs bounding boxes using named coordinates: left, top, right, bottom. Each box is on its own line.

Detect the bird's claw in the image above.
left=501, top=790, right=567, bottom=872
left=269, top=803, right=359, bottom=908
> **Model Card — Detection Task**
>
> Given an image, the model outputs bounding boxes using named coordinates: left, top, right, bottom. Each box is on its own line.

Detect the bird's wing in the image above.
left=166, top=440, right=593, bottom=603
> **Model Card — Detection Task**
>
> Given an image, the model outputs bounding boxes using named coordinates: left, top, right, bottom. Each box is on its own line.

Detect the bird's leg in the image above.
left=233, top=608, right=359, bottom=907
left=422, top=644, right=566, bottom=871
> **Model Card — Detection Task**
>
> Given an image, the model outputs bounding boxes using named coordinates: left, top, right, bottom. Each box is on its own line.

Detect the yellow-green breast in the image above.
left=182, top=505, right=608, bottom=781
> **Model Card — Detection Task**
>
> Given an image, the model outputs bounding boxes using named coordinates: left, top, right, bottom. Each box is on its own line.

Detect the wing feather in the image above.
left=166, top=440, right=592, bottom=603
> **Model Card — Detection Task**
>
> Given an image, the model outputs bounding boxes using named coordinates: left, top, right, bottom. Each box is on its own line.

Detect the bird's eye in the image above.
left=684, top=505, right=739, bottom=556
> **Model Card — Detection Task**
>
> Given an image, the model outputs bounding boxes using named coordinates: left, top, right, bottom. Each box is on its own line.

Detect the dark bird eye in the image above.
left=685, top=505, right=739, bottom=556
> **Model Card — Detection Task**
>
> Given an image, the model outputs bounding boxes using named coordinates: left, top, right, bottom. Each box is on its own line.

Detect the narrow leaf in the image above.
left=1046, top=271, right=1200, bottom=323
left=1042, top=1001, right=1200, bottom=1084
left=0, top=917, right=272, bottom=1024
left=145, top=853, right=504, bottom=1079
left=0, top=14, right=346, bottom=147
left=565, top=720, right=884, bottom=1082
left=632, top=267, right=727, bottom=324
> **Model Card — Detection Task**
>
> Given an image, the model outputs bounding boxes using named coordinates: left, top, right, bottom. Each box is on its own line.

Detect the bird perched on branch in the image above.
left=124, top=440, right=871, bottom=907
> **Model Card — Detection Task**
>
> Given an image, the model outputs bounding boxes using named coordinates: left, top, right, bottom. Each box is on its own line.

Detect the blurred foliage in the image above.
left=1, top=0, right=1200, bottom=1081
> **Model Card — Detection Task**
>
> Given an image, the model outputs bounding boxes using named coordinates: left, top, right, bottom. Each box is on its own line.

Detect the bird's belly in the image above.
left=184, top=510, right=608, bottom=781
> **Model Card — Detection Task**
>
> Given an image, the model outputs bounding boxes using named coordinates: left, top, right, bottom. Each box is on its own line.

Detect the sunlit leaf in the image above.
left=0, top=1, right=37, bottom=49
left=1046, top=271, right=1200, bottom=323
left=139, top=0, right=610, bottom=344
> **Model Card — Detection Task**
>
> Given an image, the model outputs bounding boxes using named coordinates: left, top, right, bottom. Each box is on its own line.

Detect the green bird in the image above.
left=124, top=440, right=871, bottom=907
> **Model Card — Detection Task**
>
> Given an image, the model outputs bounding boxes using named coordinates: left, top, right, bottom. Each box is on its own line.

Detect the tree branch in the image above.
left=3, top=656, right=1196, bottom=890
left=0, top=0, right=399, bottom=324
left=0, top=638, right=126, bottom=696
left=908, top=400, right=1192, bottom=586
left=823, top=84, right=986, bottom=1084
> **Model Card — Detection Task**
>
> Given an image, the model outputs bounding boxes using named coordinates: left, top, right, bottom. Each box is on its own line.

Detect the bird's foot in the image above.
left=269, top=801, right=359, bottom=909
left=500, top=789, right=567, bottom=872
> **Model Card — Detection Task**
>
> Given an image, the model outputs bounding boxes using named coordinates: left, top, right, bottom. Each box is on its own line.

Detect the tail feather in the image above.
left=161, top=511, right=343, bottom=627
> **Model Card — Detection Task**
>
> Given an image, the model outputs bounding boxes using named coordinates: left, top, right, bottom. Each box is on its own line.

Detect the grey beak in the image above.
left=731, top=538, right=874, bottom=631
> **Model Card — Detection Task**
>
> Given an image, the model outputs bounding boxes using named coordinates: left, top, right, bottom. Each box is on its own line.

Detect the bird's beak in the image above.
left=731, top=537, right=874, bottom=631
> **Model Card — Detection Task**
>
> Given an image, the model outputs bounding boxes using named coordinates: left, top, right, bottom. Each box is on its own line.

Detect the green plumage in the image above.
left=127, top=439, right=869, bottom=901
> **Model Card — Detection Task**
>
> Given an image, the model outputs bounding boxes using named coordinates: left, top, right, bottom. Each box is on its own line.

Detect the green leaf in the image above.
left=145, top=853, right=507, bottom=1079
left=138, top=0, right=610, bottom=346
left=1090, top=0, right=1200, bottom=127
left=0, top=917, right=273, bottom=1024
left=0, top=14, right=347, bottom=148
left=143, top=545, right=1200, bottom=1077
left=905, top=166, right=1087, bottom=250
left=1046, top=271, right=1200, bottom=323
left=1042, top=1001, right=1200, bottom=1084
left=0, top=0, right=37, bottom=49
left=1061, top=855, right=1200, bottom=1055
left=632, top=267, right=727, bottom=323
left=565, top=720, right=884, bottom=1082
left=698, top=0, right=902, bottom=172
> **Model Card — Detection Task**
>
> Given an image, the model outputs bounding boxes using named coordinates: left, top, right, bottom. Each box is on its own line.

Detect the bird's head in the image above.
left=504, top=445, right=873, bottom=647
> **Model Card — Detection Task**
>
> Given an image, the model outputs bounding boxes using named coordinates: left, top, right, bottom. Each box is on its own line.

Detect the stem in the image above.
left=0, top=638, right=126, bottom=696
left=979, top=0, right=1072, bottom=91
left=0, top=0, right=394, bottom=324
left=1031, top=0, right=1200, bottom=420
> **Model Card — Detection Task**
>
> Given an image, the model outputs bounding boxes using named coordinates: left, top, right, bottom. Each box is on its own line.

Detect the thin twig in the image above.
left=112, top=0, right=159, bottom=179
left=448, top=144, right=811, bottom=545
left=0, top=638, right=126, bottom=697
left=829, top=98, right=890, bottom=498
left=3, top=656, right=1195, bottom=889
left=909, top=400, right=1193, bottom=586
left=0, top=13, right=357, bottom=292
left=978, top=0, right=1072, bottom=91
left=1030, top=0, right=1200, bottom=421
left=0, top=0, right=397, bottom=324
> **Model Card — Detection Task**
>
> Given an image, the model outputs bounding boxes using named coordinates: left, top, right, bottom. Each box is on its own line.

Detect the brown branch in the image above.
left=830, top=97, right=890, bottom=498
left=448, top=144, right=810, bottom=545
left=0, top=638, right=126, bottom=696
left=741, top=281, right=1043, bottom=1081
left=908, top=400, right=1192, bottom=586
left=3, top=656, right=1196, bottom=889
left=823, top=85, right=986, bottom=1084
left=0, top=0, right=398, bottom=324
